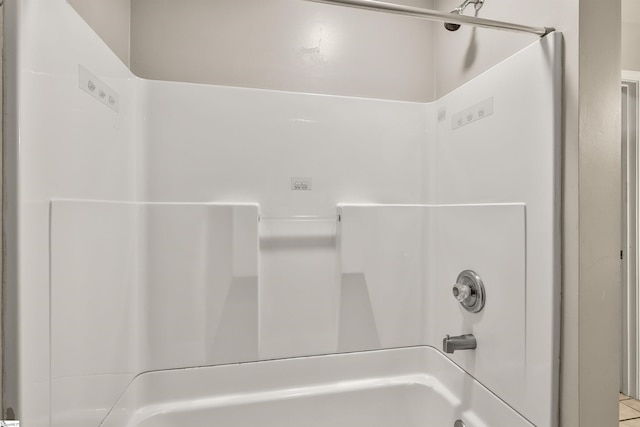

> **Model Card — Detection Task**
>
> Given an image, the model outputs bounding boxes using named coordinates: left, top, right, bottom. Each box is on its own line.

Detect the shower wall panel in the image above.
left=338, top=205, right=425, bottom=350
left=425, top=204, right=527, bottom=415
left=259, top=217, right=340, bottom=359
left=430, top=33, right=562, bottom=426
left=50, top=201, right=140, bottom=427
left=49, top=201, right=259, bottom=426
left=141, top=203, right=260, bottom=370
left=139, top=80, right=429, bottom=362
left=5, top=0, right=138, bottom=424
left=140, top=80, right=427, bottom=213
left=338, top=203, right=526, bottom=416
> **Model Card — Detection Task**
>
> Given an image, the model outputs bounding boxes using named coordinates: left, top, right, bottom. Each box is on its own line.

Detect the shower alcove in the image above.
left=4, top=1, right=561, bottom=426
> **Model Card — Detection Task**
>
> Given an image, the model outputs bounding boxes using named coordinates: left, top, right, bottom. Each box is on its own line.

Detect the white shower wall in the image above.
left=140, top=82, right=427, bottom=212
left=5, top=1, right=560, bottom=426
left=4, top=0, right=138, bottom=424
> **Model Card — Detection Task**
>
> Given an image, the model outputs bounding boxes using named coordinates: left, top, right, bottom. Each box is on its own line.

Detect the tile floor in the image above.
left=620, top=393, right=640, bottom=425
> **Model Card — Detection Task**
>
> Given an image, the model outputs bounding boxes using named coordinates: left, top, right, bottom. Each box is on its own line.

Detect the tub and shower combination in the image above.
left=4, top=0, right=561, bottom=426
left=101, top=347, right=532, bottom=427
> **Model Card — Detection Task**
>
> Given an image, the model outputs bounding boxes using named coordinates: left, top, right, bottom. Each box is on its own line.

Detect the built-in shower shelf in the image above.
left=259, top=215, right=338, bottom=241
left=259, top=215, right=339, bottom=222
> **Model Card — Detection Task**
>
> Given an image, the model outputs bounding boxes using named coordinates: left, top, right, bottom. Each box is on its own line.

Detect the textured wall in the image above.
left=623, top=0, right=640, bottom=72
left=129, top=0, right=436, bottom=101
left=66, top=0, right=437, bottom=101
left=66, top=0, right=131, bottom=66
left=576, top=2, right=622, bottom=427
left=0, top=4, right=4, bottom=413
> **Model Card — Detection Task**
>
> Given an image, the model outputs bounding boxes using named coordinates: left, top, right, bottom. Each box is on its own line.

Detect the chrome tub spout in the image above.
left=442, top=334, right=477, bottom=354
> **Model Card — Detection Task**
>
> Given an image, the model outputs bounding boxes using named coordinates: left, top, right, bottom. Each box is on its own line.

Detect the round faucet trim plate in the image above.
left=452, top=269, right=486, bottom=313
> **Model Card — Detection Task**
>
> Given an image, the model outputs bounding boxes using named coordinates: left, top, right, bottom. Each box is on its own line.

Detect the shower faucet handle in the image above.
left=452, top=281, right=472, bottom=303
left=452, top=270, right=486, bottom=313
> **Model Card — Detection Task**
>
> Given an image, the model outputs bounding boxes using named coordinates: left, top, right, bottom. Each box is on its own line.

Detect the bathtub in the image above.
left=101, top=346, right=533, bottom=427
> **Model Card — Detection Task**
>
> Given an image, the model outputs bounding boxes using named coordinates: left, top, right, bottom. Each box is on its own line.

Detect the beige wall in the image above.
left=0, top=4, right=3, bottom=412
left=576, top=2, right=622, bottom=426
left=623, top=0, right=640, bottom=72
left=66, top=0, right=438, bottom=101
left=129, top=0, right=436, bottom=102
left=67, top=0, right=131, bottom=66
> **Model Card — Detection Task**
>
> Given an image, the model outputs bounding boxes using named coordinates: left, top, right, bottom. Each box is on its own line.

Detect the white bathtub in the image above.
left=101, top=346, right=533, bottom=427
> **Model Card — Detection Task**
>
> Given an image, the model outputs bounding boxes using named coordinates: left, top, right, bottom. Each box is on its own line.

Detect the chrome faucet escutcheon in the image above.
left=452, top=270, right=486, bottom=313
left=443, top=334, right=477, bottom=354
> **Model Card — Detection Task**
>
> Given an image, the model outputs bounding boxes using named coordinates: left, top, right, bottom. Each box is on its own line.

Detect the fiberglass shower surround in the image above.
left=4, top=0, right=561, bottom=426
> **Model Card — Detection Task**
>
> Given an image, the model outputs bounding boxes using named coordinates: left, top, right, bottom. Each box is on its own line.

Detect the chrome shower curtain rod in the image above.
left=303, top=0, right=554, bottom=37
